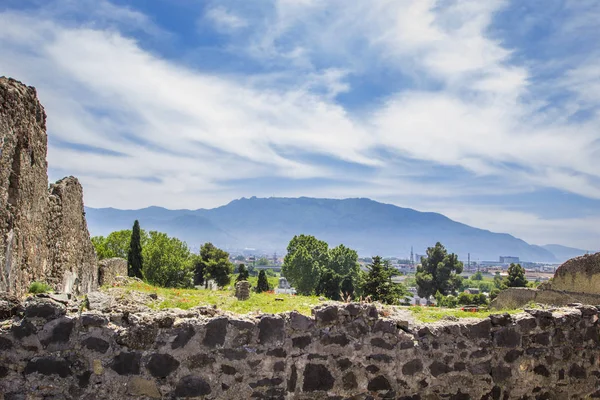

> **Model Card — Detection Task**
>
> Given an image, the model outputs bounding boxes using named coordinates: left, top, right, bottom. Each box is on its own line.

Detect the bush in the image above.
left=256, top=270, right=271, bottom=293
left=28, top=281, right=53, bottom=294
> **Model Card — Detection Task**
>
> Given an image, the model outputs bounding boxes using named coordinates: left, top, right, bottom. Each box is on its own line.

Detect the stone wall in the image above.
left=98, top=258, right=128, bottom=287
left=550, top=252, right=600, bottom=295
left=0, top=77, right=97, bottom=295
left=490, top=287, right=600, bottom=310
left=1, top=298, right=599, bottom=399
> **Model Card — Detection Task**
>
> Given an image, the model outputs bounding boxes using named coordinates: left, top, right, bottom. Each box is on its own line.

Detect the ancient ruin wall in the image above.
left=97, top=258, right=128, bottom=287
left=0, top=77, right=97, bottom=295
left=551, top=252, right=600, bottom=295
left=1, top=301, right=599, bottom=399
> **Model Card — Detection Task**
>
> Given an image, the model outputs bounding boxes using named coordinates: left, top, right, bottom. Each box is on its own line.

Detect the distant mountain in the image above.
left=85, top=197, right=558, bottom=262
left=541, top=244, right=591, bottom=263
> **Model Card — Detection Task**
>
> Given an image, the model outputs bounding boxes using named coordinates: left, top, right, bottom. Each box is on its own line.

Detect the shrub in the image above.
left=28, top=281, right=53, bottom=294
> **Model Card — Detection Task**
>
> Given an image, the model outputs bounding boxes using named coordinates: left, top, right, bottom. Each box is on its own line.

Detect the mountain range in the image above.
left=85, top=197, right=591, bottom=263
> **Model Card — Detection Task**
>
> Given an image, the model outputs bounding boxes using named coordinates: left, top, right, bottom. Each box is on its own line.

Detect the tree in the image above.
left=416, top=242, right=463, bottom=299
left=128, top=221, right=144, bottom=279
left=361, top=256, right=408, bottom=305
left=505, top=263, right=528, bottom=288
left=235, top=255, right=246, bottom=262
left=282, top=235, right=328, bottom=295
left=257, top=257, right=270, bottom=266
left=236, top=264, right=249, bottom=283
left=92, top=229, right=138, bottom=260
left=197, top=243, right=234, bottom=289
left=256, top=270, right=270, bottom=293
left=316, top=270, right=342, bottom=300
left=472, top=271, right=483, bottom=281
left=142, top=231, right=193, bottom=288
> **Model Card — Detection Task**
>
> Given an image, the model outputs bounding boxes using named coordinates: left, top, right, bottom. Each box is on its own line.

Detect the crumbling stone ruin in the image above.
left=491, top=252, right=600, bottom=310
left=235, top=280, right=251, bottom=300
left=0, top=77, right=97, bottom=295
left=1, top=297, right=599, bottom=399
left=98, top=258, right=128, bottom=287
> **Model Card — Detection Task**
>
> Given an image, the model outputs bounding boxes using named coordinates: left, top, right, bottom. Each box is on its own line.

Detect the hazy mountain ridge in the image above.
left=85, top=197, right=577, bottom=262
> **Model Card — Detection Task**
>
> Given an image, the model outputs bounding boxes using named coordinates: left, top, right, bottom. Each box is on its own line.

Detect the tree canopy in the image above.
left=282, top=235, right=329, bottom=295
left=195, top=243, right=234, bottom=289
left=142, top=231, right=193, bottom=288
left=505, top=263, right=528, bottom=287
left=92, top=229, right=144, bottom=260
left=415, top=242, right=463, bottom=299
left=256, top=270, right=270, bottom=293
left=236, top=264, right=249, bottom=282
left=127, top=220, right=144, bottom=279
left=362, top=256, right=407, bottom=305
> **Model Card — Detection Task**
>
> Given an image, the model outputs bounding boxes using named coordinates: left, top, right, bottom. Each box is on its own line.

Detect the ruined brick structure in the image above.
left=1, top=298, right=599, bottom=399
left=0, top=77, right=97, bottom=295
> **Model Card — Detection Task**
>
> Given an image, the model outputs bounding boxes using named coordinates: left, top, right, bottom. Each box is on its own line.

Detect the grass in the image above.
left=121, top=281, right=321, bottom=315
left=408, top=305, right=523, bottom=323
left=28, top=281, right=53, bottom=294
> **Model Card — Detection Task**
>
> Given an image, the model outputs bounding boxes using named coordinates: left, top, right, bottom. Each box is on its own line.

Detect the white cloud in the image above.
left=204, top=6, right=248, bottom=31
left=1, top=0, right=599, bottom=248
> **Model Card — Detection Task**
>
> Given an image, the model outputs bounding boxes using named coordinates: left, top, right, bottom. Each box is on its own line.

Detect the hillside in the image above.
left=85, top=197, right=558, bottom=262
left=541, top=244, right=592, bottom=263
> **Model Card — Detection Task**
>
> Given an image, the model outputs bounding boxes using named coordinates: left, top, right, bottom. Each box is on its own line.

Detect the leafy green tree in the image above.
left=256, top=270, right=270, bottom=293
left=472, top=271, right=483, bottom=281
left=361, top=256, right=407, bottom=305
left=257, top=257, right=270, bottom=266
left=493, top=272, right=506, bottom=290
left=416, top=242, right=463, bottom=299
left=283, top=235, right=328, bottom=295
left=197, top=243, right=234, bottom=289
left=142, top=231, right=193, bottom=288
left=128, top=221, right=144, bottom=279
left=235, top=255, right=246, bottom=262
left=490, top=288, right=501, bottom=300
left=316, top=270, right=342, bottom=300
left=505, top=263, right=528, bottom=287
left=236, top=264, right=249, bottom=283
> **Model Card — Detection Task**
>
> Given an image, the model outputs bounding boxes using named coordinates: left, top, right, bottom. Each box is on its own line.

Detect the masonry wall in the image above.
left=0, top=77, right=97, bottom=295
left=1, top=300, right=599, bottom=399
left=551, top=252, right=600, bottom=295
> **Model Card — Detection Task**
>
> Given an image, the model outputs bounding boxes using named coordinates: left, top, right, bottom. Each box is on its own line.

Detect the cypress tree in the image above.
left=236, top=264, right=249, bottom=283
left=256, top=270, right=270, bottom=293
left=127, top=220, right=144, bottom=279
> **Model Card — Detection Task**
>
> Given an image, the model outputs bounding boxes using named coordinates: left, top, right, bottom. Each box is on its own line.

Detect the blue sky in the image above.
left=1, top=0, right=599, bottom=249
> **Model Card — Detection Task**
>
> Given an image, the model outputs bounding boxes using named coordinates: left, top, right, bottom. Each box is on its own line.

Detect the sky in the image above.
left=0, top=0, right=599, bottom=250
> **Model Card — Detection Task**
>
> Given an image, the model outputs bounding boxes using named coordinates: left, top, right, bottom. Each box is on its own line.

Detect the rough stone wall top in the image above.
left=98, top=258, right=128, bottom=287
left=1, top=299, right=599, bottom=399
left=0, top=77, right=97, bottom=295
left=551, top=252, right=600, bottom=295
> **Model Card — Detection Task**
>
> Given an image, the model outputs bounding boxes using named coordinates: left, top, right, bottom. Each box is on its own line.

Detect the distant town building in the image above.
left=500, top=256, right=520, bottom=264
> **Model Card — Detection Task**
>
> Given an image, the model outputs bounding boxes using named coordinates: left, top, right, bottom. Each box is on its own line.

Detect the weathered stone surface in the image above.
left=0, top=292, right=22, bottom=319
left=0, top=77, right=97, bottom=296
left=303, top=364, right=334, bottom=391
left=97, top=258, right=127, bottom=287
left=175, top=375, right=211, bottom=397
left=204, top=317, right=228, bottom=347
left=0, top=301, right=599, bottom=399
left=235, top=280, right=251, bottom=300
left=146, top=353, right=180, bottom=378
left=24, top=297, right=66, bottom=320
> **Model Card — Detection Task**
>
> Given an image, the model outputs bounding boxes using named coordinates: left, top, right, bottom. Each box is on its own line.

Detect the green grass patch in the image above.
left=408, top=306, right=522, bottom=323
left=121, top=281, right=321, bottom=315
left=28, top=281, right=53, bottom=294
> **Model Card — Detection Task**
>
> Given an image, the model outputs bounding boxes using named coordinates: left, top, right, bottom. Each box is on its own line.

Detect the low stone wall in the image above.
left=491, top=287, right=600, bottom=310
left=1, top=298, right=599, bottom=399
left=98, top=258, right=128, bottom=287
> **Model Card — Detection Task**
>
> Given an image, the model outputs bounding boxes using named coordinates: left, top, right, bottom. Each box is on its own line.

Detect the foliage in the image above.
left=92, top=229, right=135, bottom=260
left=472, top=271, right=483, bottom=281
left=435, top=291, right=458, bottom=308
left=127, top=220, right=144, bottom=279
left=490, top=288, right=501, bottom=300
left=257, top=257, right=270, bottom=266
left=457, top=292, right=488, bottom=306
left=416, top=242, right=463, bottom=299
left=505, top=263, right=528, bottom=288
left=196, top=243, right=234, bottom=289
left=493, top=273, right=507, bottom=290
left=236, top=264, right=249, bottom=282
left=235, top=255, right=245, bottom=261
left=362, top=256, right=408, bottom=305
left=256, top=270, right=271, bottom=293
left=142, top=231, right=194, bottom=288
left=458, top=278, right=494, bottom=293
left=28, top=281, right=53, bottom=294
left=282, top=235, right=328, bottom=295
left=265, top=268, right=276, bottom=277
